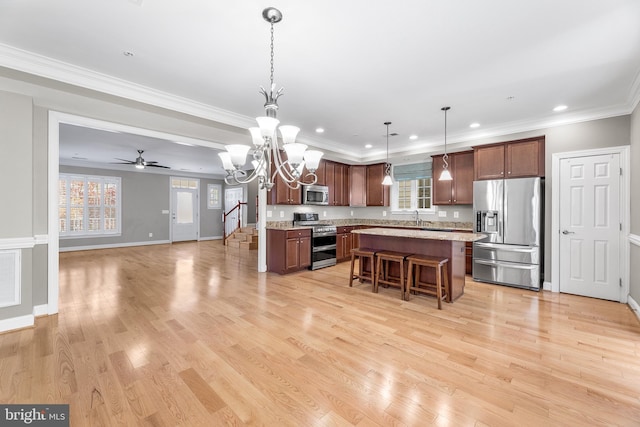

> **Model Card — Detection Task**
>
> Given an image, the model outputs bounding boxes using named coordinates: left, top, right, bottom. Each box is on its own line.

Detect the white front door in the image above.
left=559, top=153, right=621, bottom=300
left=224, top=187, right=244, bottom=237
left=171, top=178, right=199, bottom=242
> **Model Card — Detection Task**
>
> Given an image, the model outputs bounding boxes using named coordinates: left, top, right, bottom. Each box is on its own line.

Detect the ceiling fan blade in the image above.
left=146, top=164, right=170, bottom=169
left=113, top=158, right=135, bottom=163
left=144, top=160, right=159, bottom=164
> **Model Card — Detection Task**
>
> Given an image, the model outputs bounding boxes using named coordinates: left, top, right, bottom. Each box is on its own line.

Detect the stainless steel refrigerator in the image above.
left=472, top=177, right=543, bottom=290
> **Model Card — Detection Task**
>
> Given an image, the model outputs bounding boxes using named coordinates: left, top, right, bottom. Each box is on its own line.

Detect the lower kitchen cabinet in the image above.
left=267, top=229, right=311, bottom=274
left=465, top=242, right=472, bottom=275
left=336, top=226, right=357, bottom=262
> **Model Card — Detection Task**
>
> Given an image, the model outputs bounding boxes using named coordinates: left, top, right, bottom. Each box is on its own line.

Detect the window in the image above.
left=59, top=174, right=121, bottom=237
left=390, top=162, right=433, bottom=212
left=207, top=184, right=221, bottom=209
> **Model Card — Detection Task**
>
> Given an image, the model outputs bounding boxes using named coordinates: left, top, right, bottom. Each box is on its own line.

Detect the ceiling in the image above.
left=1, top=0, right=640, bottom=177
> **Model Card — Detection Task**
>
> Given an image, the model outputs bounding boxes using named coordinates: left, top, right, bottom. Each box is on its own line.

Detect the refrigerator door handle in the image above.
left=475, top=259, right=537, bottom=270
left=474, top=242, right=538, bottom=252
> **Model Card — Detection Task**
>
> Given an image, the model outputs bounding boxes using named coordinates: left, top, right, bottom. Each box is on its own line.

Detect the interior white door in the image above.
left=171, top=187, right=199, bottom=242
left=559, top=153, right=621, bottom=300
left=224, top=187, right=244, bottom=236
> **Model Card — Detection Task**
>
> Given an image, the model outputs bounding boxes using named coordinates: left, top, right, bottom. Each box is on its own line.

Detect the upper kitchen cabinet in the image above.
left=350, top=165, right=367, bottom=207
left=325, top=160, right=350, bottom=206
left=366, top=163, right=390, bottom=206
left=432, top=150, right=474, bottom=205
left=268, top=151, right=302, bottom=205
left=474, top=137, right=545, bottom=180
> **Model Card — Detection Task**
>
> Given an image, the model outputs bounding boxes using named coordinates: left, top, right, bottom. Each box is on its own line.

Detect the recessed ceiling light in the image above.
left=470, top=123, right=480, bottom=128
left=315, top=127, right=324, bottom=133
left=409, top=135, right=418, bottom=140
left=123, top=51, right=135, bottom=57
left=553, top=105, right=568, bottom=112
left=365, top=144, right=372, bottom=149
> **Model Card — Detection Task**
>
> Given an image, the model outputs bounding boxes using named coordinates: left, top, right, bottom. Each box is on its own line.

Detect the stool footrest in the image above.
left=406, top=255, right=449, bottom=309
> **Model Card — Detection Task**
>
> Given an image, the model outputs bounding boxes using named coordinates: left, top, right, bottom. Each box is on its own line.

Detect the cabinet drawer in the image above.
left=286, top=229, right=311, bottom=239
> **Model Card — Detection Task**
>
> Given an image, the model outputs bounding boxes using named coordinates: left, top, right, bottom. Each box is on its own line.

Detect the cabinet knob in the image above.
left=501, top=171, right=504, bottom=175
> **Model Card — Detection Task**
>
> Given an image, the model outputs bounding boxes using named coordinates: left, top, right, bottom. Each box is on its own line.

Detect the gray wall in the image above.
left=59, top=166, right=225, bottom=249
left=0, top=90, right=34, bottom=318
left=630, top=103, right=640, bottom=303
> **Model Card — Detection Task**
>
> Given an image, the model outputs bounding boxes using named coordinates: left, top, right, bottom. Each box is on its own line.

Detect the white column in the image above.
left=257, top=185, right=268, bottom=272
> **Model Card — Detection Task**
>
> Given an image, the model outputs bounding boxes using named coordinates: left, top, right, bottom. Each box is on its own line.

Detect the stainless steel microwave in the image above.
left=303, top=185, right=329, bottom=205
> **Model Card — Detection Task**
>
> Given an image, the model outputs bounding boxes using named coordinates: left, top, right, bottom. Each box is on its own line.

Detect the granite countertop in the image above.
left=266, top=220, right=474, bottom=232
left=352, top=227, right=486, bottom=242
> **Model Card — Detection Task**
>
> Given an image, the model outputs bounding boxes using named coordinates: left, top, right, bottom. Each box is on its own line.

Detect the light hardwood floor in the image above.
left=2, top=241, right=640, bottom=426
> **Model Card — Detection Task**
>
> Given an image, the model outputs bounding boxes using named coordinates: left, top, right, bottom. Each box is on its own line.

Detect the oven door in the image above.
left=311, top=232, right=337, bottom=269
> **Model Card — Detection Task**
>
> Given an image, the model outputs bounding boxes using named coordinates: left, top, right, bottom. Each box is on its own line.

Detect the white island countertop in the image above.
left=352, top=227, right=486, bottom=242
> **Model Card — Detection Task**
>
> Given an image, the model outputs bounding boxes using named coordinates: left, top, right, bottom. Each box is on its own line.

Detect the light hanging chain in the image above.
left=260, top=8, right=283, bottom=117
left=442, top=106, right=450, bottom=168
left=269, top=21, right=275, bottom=90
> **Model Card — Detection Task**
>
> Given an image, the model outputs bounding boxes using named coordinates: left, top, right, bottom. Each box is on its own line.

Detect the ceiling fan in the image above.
left=112, top=149, right=170, bottom=169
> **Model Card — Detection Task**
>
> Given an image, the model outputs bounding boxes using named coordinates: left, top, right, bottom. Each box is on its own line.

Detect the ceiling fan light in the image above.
left=135, top=163, right=145, bottom=170
left=225, top=145, right=250, bottom=168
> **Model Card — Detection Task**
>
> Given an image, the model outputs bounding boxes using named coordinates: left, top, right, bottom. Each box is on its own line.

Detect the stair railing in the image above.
left=222, top=201, right=247, bottom=244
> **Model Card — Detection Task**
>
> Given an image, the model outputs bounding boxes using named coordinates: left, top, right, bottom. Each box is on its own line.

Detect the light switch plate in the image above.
left=161, top=210, right=169, bottom=214
left=453, top=211, right=459, bottom=218
left=266, top=211, right=272, bottom=218
left=438, top=210, right=447, bottom=217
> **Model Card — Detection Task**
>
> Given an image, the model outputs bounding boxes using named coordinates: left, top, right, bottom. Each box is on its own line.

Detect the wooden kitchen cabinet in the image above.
left=267, top=228, right=311, bottom=274
left=350, top=165, right=367, bottom=207
left=366, top=163, right=390, bottom=206
left=336, top=226, right=357, bottom=262
left=432, top=150, right=474, bottom=205
left=474, top=136, right=545, bottom=180
left=268, top=151, right=302, bottom=205
left=325, top=160, right=350, bottom=206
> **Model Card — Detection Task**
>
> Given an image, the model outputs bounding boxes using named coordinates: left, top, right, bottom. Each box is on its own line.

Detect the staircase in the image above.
left=225, top=227, right=259, bottom=250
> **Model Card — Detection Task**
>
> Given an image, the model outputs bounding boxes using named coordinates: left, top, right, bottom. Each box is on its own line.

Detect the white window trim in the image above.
left=390, top=167, right=435, bottom=214
left=207, top=183, right=222, bottom=209
left=59, top=173, right=122, bottom=239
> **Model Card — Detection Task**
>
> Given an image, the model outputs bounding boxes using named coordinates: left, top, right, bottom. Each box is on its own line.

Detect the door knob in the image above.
left=562, top=230, right=574, bottom=235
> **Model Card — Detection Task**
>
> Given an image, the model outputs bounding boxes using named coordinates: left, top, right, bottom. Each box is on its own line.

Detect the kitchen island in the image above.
left=352, top=228, right=486, bottom=301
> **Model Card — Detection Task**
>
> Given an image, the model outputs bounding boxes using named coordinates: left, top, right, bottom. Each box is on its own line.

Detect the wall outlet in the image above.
left=382, top=210, right=387, bottom=217
left=438, top=210, right=447, bottom=217
left=266, top=210, right=272, bottom=218
left=453, top=211, right=459, bottom=218
left=279, top=211, right=284, bottom=218
left=323, top=211, right=327, bottom=217
left=161, top=209, right=169, bottom=214
left=148, top=232, right=153, bottom=238
left=350, top=210, right=354, bottom=216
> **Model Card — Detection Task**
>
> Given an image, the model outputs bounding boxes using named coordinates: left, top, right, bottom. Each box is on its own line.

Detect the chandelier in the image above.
left=218, top=7, right=323, bottom=190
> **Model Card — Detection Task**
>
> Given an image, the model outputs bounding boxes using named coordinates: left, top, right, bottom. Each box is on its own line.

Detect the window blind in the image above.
left=392, top=162, right=432, bottom=181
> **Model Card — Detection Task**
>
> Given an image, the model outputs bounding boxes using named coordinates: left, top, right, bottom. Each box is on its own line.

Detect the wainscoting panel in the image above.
left=0, top=249, right=21, bottom=308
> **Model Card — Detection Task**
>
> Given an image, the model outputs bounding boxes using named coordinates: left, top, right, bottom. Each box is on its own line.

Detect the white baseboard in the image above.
left=628, top=295, right=640, bottom=323
left=0, top=313, right=34, bottom=333
left=59, top=240, right=171, bottom=252
left=542, top=281, right=552, bottom=291
left=199, top=236, right=223, bottom=241
left=33, top=304, right=48, bottom=317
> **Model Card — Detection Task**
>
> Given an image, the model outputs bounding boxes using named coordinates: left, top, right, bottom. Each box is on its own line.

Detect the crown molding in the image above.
left=0, top=43, right=256, bottom=130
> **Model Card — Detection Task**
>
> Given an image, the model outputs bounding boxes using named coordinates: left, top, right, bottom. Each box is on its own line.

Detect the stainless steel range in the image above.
left=293, top=213, right=337, bottom=270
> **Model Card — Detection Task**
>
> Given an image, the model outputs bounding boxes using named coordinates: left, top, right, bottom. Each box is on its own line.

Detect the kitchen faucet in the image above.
left=415, top=210, right=420, bottom=226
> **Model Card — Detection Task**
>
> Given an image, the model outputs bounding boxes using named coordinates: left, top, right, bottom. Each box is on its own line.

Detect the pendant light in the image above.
left=382, top=121, right=393, bottom=186
left=439, top=106, right=453, bottom=181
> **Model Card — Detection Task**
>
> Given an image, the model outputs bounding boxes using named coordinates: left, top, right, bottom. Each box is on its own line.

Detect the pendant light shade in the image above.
left=382, top=121, right=393, bottom=186
left=439, top=106, right=453, bottom=181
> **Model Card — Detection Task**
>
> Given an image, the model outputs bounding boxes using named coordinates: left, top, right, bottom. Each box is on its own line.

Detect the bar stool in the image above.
left=349, top=248, right=376, bottom=288
left=405, top=255, right=449, bottom=309
left=374, top=251, right=411, bottom=299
